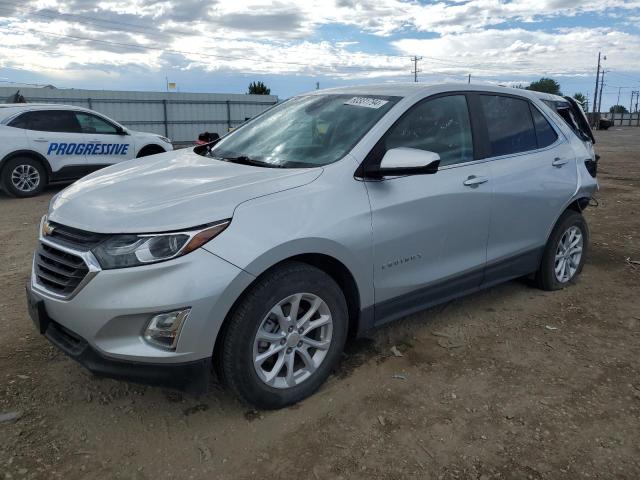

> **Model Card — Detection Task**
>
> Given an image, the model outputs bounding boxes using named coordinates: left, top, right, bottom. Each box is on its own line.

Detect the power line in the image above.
left=0, top=3, right=179, bottom=39
left=3, top=24, right=534, bottom=80
left=1, top=26, right=405, bottom=72
left=0, top=3, right=572, bottom=76
left=606, top=71, right=640, bottom=82
left=2, top=4, right=624, bottom=82
left=0, top=26, right=312, bottom=68
left=603, top=83, right=636, bottom=89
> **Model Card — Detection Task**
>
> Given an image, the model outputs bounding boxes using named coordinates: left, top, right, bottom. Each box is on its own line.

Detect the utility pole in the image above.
left=411, top=56, right=422, bottom=83
left=592, top=52, right=601, bottom=125
left=616, top=86, right=622, bottom=108
left=468, top=74, right=471, bottom=84
left=597, top=69, right=606, bottom=115
left=629, top=91, right=639, bottom=125
left=585, top=93, right=589, bottom=114
left=315, top=82, right=319, bottom=90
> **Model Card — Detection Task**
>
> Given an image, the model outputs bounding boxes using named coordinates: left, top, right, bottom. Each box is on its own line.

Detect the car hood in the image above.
left=48, top=148, right=322, bottom=233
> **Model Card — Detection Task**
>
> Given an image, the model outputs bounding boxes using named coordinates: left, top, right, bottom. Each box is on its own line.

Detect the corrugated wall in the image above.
left=0, top=87, right=278, bottom=142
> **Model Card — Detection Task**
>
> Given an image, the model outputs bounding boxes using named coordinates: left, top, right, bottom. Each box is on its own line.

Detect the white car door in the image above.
left=18, top=110, right=89, bottom=178
left=73, top=111, right=135, bottom=168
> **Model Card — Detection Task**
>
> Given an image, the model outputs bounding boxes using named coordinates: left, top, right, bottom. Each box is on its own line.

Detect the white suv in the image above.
left=0, top=104, right=173, bottom=197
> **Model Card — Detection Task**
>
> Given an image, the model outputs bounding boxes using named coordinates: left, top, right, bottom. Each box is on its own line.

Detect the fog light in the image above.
left=144, top=308, right=190, bottom=350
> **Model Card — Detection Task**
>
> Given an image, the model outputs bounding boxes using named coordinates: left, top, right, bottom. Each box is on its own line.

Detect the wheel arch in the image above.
left=0, top=149, right=52, bottom=178
left=136, top=144, right=166, bottom=158
left=212, top=252, right=364, bottom=375
left=543, top=196, right=591, bottom=248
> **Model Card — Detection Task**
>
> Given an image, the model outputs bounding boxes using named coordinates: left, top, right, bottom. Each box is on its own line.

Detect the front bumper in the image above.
left=27, top=287, right=210, bottom=392
left=27, top=247, right=255, bottom=391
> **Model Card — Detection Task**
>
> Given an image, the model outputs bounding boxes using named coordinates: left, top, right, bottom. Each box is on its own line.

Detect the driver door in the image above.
left=364, top=94, right=492, bottom=324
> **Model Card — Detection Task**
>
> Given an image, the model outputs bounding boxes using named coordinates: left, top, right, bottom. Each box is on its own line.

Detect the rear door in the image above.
left=364, top=94, right=492, bottom=323
left=73, top=111, right=135, bottom=167
left=16, top=110, right=88, bottom=176
left=478, top=94, right=578, bottom=283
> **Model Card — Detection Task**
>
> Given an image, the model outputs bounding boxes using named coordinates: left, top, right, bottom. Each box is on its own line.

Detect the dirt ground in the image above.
left=1, top=128, right=639, bottom=480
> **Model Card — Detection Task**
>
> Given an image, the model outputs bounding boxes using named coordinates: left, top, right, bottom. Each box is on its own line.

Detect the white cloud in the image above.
left=393, top=27, right=640, bottom=77
left=0, top=0, right=639, bottom=85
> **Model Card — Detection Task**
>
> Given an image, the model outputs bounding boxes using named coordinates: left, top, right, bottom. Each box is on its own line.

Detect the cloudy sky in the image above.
left=1, top=0, right=640, bottom=108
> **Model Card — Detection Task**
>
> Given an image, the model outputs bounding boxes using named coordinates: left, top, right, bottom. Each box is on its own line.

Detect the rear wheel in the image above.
left=220, top=262, right=348, bottom=409
left=1, top=157, right=47, bottom=198
left=536, top=210, right=588, bottom=291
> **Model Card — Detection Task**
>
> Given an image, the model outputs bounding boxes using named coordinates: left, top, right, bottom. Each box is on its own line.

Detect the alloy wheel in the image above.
left=253, top=293, right=333, bottom=389
left=11, top=164, right=40, bottom=193
left=554, top=225, right=583, bottom=283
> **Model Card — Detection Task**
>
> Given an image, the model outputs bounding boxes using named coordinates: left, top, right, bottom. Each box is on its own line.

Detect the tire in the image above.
left=220, top=261, right=348, bottom=409
left=1, top=157, right=47, bottom=198
left=536, top=209, right=589, bottom=291
left=136, top=146, right=165, bottom=158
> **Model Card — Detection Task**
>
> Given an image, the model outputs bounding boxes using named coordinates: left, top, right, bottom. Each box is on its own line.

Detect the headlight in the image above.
left=157, top=135, right=172, bottom=144
left=92, top=220, right=230, bottom=269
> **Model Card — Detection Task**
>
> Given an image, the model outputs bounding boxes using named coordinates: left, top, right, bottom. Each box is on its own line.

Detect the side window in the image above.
left=75, top=113, right=119, bottom=134
left=480, top=95, right=537, bottom=156
left=7, top=112, right=32, bottom=129
left=530, top=106, right=558, bottom=148
left=384, top=95, right=473, bottom=167
left=16, top=110, right=82, bottom=133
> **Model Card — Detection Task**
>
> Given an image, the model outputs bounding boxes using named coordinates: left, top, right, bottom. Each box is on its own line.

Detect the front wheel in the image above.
left=220, top=262, right=348, bottom=409
left=536, top=209, right=589, bottom=291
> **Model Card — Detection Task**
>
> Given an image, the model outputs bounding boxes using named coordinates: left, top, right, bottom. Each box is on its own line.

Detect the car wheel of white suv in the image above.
left=220, top=261, right=348, bottom=409
left=2, top=157, right=47, bottom=198
left=536, top=209, right=589, bottom=291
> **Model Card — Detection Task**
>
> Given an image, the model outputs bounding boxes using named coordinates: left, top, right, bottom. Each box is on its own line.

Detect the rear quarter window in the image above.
left=7, top=112, right=31, bottom=129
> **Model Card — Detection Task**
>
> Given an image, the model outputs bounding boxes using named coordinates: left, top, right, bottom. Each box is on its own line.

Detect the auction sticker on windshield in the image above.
left=344, top=97, right=389, bottom=109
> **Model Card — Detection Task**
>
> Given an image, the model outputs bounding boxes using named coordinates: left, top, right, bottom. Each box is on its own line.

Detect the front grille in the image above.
left=48, top=222, right=107, bottom=251
left=35, top=242, right=89, bottom=296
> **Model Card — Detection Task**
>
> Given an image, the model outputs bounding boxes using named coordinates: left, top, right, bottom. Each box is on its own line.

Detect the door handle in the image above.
left=552, top=157, right=569, bottom=167
left=33, top=138, right=48, bottom=143
left=463, top=175, right=489, bottom=187
left=87, top=140, right=101, bottom=144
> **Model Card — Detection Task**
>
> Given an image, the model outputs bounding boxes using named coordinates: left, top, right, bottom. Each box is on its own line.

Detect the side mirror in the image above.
left=364, top=147, right=440, bottom=178
left=116, top=126, right=127, bottom=135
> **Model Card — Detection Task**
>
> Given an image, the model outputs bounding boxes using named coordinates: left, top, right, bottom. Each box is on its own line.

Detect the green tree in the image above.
left=609, top=104, right=628, bottom=114
left=248, top=81, right=271, bottom=95
left=526, top=77, right=562, bottom=95
left=573, top=92, right=588, bottom=111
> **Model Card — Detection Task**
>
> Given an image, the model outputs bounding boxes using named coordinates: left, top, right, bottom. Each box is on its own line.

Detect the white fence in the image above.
left=0, top=87, right=278, bottom=142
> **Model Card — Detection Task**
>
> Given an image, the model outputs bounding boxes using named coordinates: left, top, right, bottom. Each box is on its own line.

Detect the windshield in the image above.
left=205, top=94, right=400, bottom=168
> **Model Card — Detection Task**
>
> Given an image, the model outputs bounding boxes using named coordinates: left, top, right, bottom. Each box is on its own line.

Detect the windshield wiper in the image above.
left=219, top=155, right=284, bottom=168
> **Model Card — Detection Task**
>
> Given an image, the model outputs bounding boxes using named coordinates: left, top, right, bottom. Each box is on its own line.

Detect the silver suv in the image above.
left=26, top=84, right=598, bottom=408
